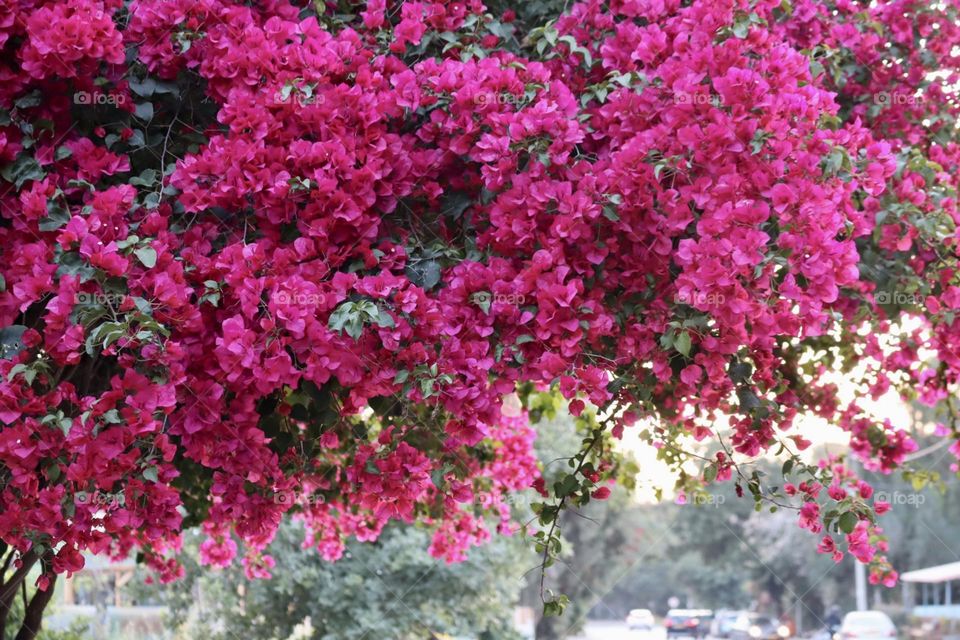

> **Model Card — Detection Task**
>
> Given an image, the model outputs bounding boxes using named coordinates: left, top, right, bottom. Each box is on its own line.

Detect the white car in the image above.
left=627, top=608, right=656, bottom=630
left=839, top=611, right=897, bottom=639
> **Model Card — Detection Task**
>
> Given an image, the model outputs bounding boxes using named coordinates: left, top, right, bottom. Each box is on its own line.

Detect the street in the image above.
left=575, top=621, right=669, bottom=640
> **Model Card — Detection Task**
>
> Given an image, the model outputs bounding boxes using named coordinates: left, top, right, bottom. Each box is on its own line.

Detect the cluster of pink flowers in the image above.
left=1, top=0, right=959, bottom=593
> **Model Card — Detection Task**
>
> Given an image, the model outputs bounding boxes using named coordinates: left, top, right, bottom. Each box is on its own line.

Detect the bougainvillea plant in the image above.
left=1, top=0, right=960, bottom=634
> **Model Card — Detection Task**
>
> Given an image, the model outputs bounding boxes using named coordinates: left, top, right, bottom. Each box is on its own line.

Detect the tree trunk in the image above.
left=14, top=573, right=57, bottom=640
left=0, top=549, right=56, bottom=640
left=535, top=614, right=563, bottom=640
left=0, top=549, right=38, bottom=640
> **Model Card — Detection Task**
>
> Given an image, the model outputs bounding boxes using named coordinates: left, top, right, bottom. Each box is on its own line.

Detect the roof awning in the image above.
left=901, top=562, right=960, bottom=583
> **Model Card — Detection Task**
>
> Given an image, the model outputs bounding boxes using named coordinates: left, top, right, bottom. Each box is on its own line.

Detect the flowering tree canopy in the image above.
left=1, top=0, right=960, bottom=632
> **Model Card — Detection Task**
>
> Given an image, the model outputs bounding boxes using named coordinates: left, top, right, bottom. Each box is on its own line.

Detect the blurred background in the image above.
left=18, top=401, right=960, bottom=640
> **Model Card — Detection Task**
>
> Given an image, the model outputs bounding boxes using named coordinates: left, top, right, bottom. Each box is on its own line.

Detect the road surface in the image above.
left=576, top=621, right=669, bottom=640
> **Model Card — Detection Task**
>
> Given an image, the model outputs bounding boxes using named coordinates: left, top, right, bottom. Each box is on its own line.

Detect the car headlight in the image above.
left=749, top=625, right=763, bottom=638
left=777, top=625, right=790, bottom=638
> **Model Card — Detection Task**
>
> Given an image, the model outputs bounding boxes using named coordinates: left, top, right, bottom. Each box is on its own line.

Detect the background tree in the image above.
left=132, top=522, right=531, bottom=640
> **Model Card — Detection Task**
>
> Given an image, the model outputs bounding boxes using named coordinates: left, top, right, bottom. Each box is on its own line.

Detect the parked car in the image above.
left=838, top=611, right=897, bottom=639
left=627, top=608, right=656, bottom=630
left=708, top=610, right=746, bottom=639
left=727, top=613, right=790, bottom=639
left=666, top=609, right=713, bottom=637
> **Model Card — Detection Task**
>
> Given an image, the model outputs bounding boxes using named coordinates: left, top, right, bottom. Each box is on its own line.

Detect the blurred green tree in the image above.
left=140, top=523, right=532, bottom=640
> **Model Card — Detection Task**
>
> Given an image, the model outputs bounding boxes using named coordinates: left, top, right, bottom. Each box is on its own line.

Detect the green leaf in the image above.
left=6, top=363, right=28, bottom=382
left=134, top=246, right=158, bottom=268
left=1, top=155, right=45, bottom=189
left=674, top=331, right=692, bottom=357
left=128, top=129, right=146, bottom=147
left=838, top=511, right=859, bottom=534
left=129, top=77, right=158, bottom=98
left=129, top=168, right=158, bottom=187
left=131, top=297, right=153, bottom=315
left=142, top=466, right=159, bottom=483
left=554, top=473, right=580, bottom=498
left=544, top=594, right=570, bottom=617
left=405, top=260, right=442, bottom=290
left=14, top=90, right=43, bottom=109
left=440, top=191, right=472, bottom=220
left=39, top=199, right=70, bottom=231
left=328, top=301, right=370, bottom=340
left=782, top=458, right=795, bottom=477
left=729, top=361, right=753, bottom=383
left=471, top=291, right=492, bottom=314
left=375, top=311, right=395, bottom=329
left=134, top=102, right=154, bottom=121
left=737, top=387, right=762, bottom=411
left=703, top=464, right=718, bottom=484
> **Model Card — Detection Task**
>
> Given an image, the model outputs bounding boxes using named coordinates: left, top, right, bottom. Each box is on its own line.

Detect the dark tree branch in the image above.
left=0, top=548, right=14, bottom=586
left=0, top=549, right=38, bottom=640
left=14, top=572, right=57, bottom=640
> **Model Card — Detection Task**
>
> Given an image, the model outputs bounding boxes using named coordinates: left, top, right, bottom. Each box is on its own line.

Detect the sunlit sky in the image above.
left=619, top=372, right=921, bottom=504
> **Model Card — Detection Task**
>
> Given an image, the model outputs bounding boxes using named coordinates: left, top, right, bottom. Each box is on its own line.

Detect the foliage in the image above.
left=135, top=522, right=531, bottom=640
left=1, top=0, right=960, bottom=632
left=3, top=589, right=88, bottom=640
left=503, top=406, right=640, bottom=639
left=604, top=442, right=960, bottom=630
